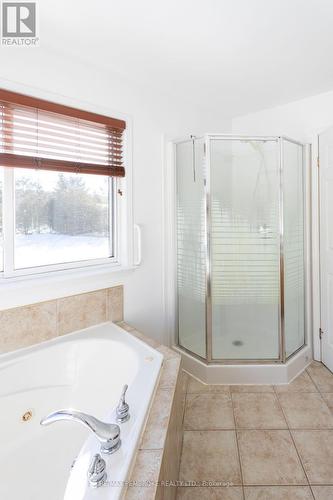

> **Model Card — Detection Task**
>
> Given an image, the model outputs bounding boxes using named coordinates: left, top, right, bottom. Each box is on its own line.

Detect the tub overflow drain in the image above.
left=21, top=410, right=33, bottom=422
left=232, top=340, right=244, bottom=347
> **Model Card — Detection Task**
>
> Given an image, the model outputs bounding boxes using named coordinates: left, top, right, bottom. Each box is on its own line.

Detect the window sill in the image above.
left=0, top=262, right=136, bottom=311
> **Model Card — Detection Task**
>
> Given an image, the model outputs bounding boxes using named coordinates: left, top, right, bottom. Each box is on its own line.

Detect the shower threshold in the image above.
left=174, top=343, right=312, bottom=385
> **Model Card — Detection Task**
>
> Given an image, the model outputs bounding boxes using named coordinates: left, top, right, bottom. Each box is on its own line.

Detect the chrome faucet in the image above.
left=87, top=453, right=107, bottom=488
left=116, top=384, right=130, bottom=423
left=40, top=409, right=121, bottom=454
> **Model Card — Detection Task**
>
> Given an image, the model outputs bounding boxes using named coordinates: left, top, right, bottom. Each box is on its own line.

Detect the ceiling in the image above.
left=39, top=0, right=333, bottom=117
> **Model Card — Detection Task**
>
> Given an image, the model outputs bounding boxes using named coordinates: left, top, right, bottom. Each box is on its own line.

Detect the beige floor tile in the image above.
left=230, top=385, right=274, bottom=393
left=309, top=361, right=323, bottom=368
left=179, top=430, right=241, bottom=485
left=274, top=372, right=318, bottom=393
left=232, top=393, right=287, bottom=429
left=307, top=362, right=333, bottom=392
left=177, top=486, right=243, bottom=499
left=184, top=393, right=234, bottom=430
left=292, top=430, right=333, bottom=484
left=244, top=486, right=313, bottom=499
left=321, top=393, right=333, bottom=411
left=238, top=430, right=307, bottom=485
left=278, top=392, right=333, bottom=429
left=187, top=376, right=230, bottom=394
left=312, top=485, right=333, bottom=499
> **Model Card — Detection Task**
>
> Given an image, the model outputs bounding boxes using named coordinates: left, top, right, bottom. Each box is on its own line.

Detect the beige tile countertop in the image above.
left=116, top=321, right=185, bottom=500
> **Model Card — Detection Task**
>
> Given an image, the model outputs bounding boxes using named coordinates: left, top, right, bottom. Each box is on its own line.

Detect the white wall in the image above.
left=232, top=89, right=333, bottom=141
left=0, top=47, right=230, bottom=344
left=232, top=89, right=333, bottom=360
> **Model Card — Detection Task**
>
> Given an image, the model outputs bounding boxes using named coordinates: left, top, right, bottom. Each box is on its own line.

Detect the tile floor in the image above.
left=177, top=362, right=333, bottom=499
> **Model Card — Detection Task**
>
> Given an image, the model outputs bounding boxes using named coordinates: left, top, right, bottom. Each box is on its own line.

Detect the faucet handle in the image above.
left=116, top=384, right=130, bottom=423
left=88, top=453, right=107, bottom=488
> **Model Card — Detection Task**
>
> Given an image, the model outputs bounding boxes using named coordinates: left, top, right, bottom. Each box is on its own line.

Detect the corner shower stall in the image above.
left=176, top=134, right=306, bottom=365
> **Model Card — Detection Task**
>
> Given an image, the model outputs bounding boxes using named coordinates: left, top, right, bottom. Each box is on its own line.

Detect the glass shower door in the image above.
left=175, top=134, right=305, bottom=364
left=210, top=138, right=281, bottom=360
left=176, top=139, right=206, bottom=358
left=283, top=139, right=305, bottom=357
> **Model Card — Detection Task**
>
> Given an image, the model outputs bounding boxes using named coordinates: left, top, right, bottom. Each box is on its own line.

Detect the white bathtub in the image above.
left=0, top=322, right=163, bottom=500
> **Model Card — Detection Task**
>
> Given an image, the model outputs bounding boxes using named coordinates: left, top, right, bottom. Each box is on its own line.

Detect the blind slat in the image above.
left=1, top=142, right=122, bottom=162
left=0, top=153, right=125, bottom=177
left=1, top=119, right=123, bottom=144
left=0, top=89, right=126, bottom=177
left=0, top=132, right=123, bottom=158
left=1, top=147, right=123, bottom=166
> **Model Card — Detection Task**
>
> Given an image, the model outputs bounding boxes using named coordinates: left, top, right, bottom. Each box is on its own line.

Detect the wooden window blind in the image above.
left=0, top=89, right=126, bottom=177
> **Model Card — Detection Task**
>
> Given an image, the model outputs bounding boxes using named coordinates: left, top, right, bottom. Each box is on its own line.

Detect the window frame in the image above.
left=0, top=88, right=134, bottom=308
left=1, top=166, right=123, bottom=278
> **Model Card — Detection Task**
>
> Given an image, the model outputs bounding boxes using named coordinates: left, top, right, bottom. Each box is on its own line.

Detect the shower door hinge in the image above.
left=319, top=327, right=324, bottom=340
left=317, top=157, right=320, bottom=168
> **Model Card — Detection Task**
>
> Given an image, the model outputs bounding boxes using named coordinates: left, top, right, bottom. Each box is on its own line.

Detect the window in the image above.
left=0, top=89, right=126, bottom=277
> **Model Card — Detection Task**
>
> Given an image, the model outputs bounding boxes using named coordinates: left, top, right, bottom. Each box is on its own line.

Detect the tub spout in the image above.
left=40, top=409, right=121, bottom=454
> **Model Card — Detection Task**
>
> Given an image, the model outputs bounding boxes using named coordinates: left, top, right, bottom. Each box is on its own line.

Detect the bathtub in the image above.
left=0, top=321, right=163, bottom=500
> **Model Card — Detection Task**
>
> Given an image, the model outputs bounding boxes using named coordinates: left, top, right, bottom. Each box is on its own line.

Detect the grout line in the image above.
left=241, top=483, right=322, bottom=486
left=178, top=420, right=187, bottom=486
left=178, top=373, right=191, bottom=489
left=272, top=385, right=315, bottom=499
left=230, top=390, right=245, bottom=500
left=181, top=426, right=333, bottom=431
left=275, top=386, right=333, bottom=429
left=306, top=366, right=333, bottom=417
left=166, top=375, right=183, bottom=488
left=239, top=482, right=317, bottom=487
left=182, top=380, right=188, bottom=428
left=306, top=364, right=331, bottom=392
left=309, top=485, right=317, bottom=498
left=306, top=366, right=324, bottom=393
left=309, top=361, right=333, bottom=376
left=176, top=484, right=321, bottom=488
left=180, top=374, right=333, bottom=493
left=307, top=483, right=333, bottom=486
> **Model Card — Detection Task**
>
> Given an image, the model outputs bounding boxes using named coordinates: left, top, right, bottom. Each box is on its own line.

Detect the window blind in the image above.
left=0, top=89, right=126, bottom=177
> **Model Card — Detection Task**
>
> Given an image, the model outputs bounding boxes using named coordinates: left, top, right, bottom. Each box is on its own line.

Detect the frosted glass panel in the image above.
left=210, top=139, right=280, bottom=360
left=175, top=134, right=305, bottom=364
left=283, top=140, right=305, bottom=357
left=176, top=140, right=206, bottom=357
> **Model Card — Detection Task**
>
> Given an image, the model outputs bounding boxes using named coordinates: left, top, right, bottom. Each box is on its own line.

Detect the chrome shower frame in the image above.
left=175, top=134, right=307, bottom=365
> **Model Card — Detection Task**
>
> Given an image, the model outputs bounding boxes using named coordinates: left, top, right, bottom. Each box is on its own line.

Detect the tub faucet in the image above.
left=116, top=384, right=130, bottom=423
left=40, top=410, right=121, bottom=454
left=88, top=453, right=107, bottom=488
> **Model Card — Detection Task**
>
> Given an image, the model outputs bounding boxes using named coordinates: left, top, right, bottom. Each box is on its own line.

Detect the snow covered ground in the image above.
left=14, top=233, right=110, bottom=269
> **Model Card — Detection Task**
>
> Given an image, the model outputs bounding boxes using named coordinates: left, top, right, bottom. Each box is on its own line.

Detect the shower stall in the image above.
left=175, top=134, right=306, bottom=365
